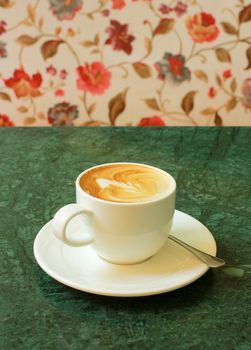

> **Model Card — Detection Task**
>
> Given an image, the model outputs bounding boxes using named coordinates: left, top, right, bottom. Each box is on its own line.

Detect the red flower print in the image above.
left=138, top=116, right=166, bottom=126
left=0, top=114, right=14, bottom=127
left=0, top=21, right=6, bottom=35
left=60, top=69, right=68, bottom=79
left=155, top=52, right=191, bottom=84
left=174, top=1, right=187, bottom=17
left=105, top=20, right=135, bottom=55
left=208, top=87, right=217, bottom=98
left=158, top=4, right=172, bottom=15
left=5, top=69, right=42, bottom=98
left=46, top=65, right=57, bottom=76
left=48, top=102, right=79, bottom=126
left=159, top=2, right=186, bottom=17
left=102, top=9, right=110, bottom=17
left=76, top=62, right=111, bottom=95
left=55, top=89, right=65, bottom=96
left=223, top=69, right=232, bottom=79
left=49, top=0, right=83, bottom=21
left=112, top=0, right=126, bottom=9
left=186, top=12, right=219, bottom=43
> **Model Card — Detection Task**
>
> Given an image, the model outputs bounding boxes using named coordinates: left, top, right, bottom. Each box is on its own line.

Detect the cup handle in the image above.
left=52, top=203, right=94, bottom=247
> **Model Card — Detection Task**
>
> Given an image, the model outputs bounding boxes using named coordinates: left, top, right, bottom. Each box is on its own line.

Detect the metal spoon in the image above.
left=168, top=235, right=225, bottom=268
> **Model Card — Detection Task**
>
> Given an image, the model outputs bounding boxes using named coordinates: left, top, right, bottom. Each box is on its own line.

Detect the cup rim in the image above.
left=75, top=162, right=176, bottom=206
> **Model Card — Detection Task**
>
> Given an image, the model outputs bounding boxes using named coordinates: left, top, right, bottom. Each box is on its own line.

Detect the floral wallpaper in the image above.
left=0, top=0, right=251, bottom=127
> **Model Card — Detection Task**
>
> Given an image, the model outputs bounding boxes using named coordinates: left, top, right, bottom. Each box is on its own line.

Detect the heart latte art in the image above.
left=80, top=164, right=170, bottom=203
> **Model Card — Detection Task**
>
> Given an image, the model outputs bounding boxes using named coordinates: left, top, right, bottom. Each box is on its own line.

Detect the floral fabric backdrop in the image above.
left=0, top=0, right=251, bottom=126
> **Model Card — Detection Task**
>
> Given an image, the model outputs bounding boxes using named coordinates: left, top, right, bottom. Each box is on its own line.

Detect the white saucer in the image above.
left=33, top=210, right=217, bottom=297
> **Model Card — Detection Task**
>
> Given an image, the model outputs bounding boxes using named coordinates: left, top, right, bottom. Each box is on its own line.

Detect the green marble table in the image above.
left=0, top=127, right=251, bottom=350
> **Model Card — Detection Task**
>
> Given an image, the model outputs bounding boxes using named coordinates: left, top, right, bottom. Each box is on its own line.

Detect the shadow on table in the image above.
left=34, top=265, right=216, bottom=319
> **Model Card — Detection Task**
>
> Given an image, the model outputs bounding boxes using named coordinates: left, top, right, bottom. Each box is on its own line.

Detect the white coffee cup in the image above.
left=52, top=162, right=176, bottom=265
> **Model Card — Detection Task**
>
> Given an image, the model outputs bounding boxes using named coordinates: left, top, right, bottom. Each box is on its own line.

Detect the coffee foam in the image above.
left=79, top=164, right=171, bottom=203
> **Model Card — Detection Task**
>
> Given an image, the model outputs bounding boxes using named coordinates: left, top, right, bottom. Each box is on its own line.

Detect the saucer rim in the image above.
left=33, top=210, right=215, bottom=297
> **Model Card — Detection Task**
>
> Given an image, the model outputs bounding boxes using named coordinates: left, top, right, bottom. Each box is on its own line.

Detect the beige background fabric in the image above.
left=0, top=0, right=251, bottom=126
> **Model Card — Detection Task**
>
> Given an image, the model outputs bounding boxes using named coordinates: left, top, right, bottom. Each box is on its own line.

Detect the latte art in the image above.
left=80, top=164, right=170, bottom=203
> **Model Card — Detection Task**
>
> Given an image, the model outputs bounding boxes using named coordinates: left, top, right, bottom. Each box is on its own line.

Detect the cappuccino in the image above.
left=80, top=163, right=170, bottom=203
left=52, top=162, right=176, bottom=264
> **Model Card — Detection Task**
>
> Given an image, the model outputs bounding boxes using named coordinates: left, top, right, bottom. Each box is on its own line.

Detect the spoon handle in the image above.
left=168, top=235, right=225, bottom=268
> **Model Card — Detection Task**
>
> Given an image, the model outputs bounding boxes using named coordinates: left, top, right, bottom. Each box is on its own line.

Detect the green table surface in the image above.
left=0, top=127, right=251, bottom=350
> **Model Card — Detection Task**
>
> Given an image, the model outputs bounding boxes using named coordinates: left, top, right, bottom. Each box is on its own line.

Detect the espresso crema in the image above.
left=79, top=164, right=170, bottom=203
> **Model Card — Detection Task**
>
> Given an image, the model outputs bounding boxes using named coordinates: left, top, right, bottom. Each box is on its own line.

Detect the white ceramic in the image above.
left=34, top=210, right=217, bottom=297
left=52, top=163, right=176, bottom=264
